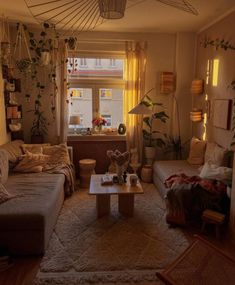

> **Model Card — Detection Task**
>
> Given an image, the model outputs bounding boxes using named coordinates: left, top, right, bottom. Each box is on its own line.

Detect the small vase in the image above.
left=96, top=125, right=102, bottom=134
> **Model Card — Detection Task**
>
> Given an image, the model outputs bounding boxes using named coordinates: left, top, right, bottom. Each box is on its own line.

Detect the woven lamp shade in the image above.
left=160, top=72, right=175, bottom=94
left=191, top=79, right=204, bottom=94
left=98, top=0, right=127, bottom=19
left=190, top=109, right=202, bottom=122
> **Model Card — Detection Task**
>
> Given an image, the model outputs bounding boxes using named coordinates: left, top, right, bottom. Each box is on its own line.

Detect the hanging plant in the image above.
left=201, top=36, right=235, bottom=51
left=14, top=23, right=32, bottom=73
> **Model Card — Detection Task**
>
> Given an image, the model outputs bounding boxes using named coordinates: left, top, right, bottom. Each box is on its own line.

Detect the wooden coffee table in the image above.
left=89, top=174, right=144, bottom=218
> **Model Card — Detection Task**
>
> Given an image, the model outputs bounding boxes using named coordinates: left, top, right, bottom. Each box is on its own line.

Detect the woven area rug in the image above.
left=33, top=183, right=190, bottom=285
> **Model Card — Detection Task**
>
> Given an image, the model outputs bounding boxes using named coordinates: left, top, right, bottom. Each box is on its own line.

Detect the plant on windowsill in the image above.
left=92, top=116, right=107, bottom=134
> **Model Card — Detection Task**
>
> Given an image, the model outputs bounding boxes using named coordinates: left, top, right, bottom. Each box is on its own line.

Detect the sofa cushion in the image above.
left=204, top=142, right=227, bottom=166
left=14, top=153, right=50, bottom=173
left=0, top=150, right=9, bottom=184
left=0, top=172, right=65, bottom=231
left=21, top=143, right=51, bottom=154
left=187, top=137, right=206, bottom=166
left=0, top=140, right=24, bottom=164
left=153, top=160, right=200, bottom=184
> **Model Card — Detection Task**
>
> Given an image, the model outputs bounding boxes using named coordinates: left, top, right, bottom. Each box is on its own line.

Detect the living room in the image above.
left=0, top=1, right=235, bottom=284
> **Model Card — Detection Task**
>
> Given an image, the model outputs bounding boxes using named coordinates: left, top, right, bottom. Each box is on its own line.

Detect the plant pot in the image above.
left=144, top=146, right=156, bottom=165
left=40, top=51, right=51, bottom=66
left=31, top=135, right=44, bottom=144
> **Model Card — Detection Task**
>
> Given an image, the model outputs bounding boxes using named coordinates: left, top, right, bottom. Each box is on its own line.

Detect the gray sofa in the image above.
left=0, top=143, right=66, bottom=255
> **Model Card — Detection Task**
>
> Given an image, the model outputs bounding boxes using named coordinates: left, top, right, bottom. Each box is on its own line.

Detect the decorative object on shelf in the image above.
left=108, top=150, right=130, bottom=184
left=191, top=79, right=204, bottom=94
left=118, top=123, right=126, bottom=135
left=24, top=0, right=198, bottom=36
left=69, top=115, right=80, bottom=134
left=190, top=109, right=203, bottom=122
left=92, top=116, right=107, bottom=134
left=201, top=36, right=235, bottom=51
left=160, top=72, right=175, bottom=94
left=9, top=123, right=22, bottom=132
left=213, top=99, right=232, bottom=130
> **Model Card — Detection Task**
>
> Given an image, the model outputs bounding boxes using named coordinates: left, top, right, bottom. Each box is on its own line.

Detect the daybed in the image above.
left=0, top=140, right=74, bottom=255
left=153, top=138, right=232, bottom=225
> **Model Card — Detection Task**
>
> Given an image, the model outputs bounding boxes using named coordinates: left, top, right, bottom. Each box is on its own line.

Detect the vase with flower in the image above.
left=92, top=116, right=107, bottom=134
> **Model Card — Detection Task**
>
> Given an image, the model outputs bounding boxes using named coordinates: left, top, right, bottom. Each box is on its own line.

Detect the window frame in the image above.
left=68, top=51, right=126, bottom=132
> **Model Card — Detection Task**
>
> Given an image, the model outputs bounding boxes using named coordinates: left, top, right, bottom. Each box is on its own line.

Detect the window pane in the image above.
left=69, top=88, right=92, bottom=129
left=67, top=58, right=124, bottom=79
left=100, top=88, right=123, bottom=128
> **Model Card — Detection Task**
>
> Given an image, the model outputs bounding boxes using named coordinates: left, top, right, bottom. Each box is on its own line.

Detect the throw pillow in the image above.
left=14, top=152, right=50, bottom=173
left=204, top=142, right=227, bottom=166
left=0, top=150, right=9, bottom=184
left=0, top=140, right=24, bottom=163
left=187, top=137, right=207, bottom=166
left=21, top=143, right=50, bottom=154
left=0, top=184, right=12, bottom=204
left=199, top=162, right=232, bottom=182
left=42, top=143, right=71, bottom=165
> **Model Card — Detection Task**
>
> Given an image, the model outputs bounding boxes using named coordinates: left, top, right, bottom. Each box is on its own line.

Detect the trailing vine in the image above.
left=201, top=36, right=235, bottom=51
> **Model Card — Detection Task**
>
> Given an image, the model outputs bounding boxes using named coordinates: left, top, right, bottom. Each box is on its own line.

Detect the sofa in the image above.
left=0, top=140, right=74, bottom=255
left=153, top=138, right=232, bottom=225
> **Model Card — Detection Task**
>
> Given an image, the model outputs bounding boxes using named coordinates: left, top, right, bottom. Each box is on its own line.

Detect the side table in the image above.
left=79, top=159, right=96, bottom=188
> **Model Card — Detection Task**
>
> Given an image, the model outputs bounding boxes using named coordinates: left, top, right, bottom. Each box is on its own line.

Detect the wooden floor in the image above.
left=0, top=256, right=41, bottom=285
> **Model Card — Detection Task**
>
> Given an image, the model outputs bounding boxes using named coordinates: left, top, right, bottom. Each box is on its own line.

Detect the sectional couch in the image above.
left=0, top=140, right=72, bottom=255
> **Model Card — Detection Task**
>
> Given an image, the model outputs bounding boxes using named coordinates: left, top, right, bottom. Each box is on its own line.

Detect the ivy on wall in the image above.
left=201, top=36, right=235, bottom=51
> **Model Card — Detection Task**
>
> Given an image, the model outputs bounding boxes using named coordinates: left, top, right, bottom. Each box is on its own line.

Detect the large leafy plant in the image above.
left=141, top=93, right=169, bottom=147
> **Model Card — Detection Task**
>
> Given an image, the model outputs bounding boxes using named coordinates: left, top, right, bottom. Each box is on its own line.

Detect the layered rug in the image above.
left=33, top=183, right=191, bottom=285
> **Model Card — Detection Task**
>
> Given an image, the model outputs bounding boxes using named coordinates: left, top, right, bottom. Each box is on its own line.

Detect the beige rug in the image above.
left=33, top=183, right=190, bottom=285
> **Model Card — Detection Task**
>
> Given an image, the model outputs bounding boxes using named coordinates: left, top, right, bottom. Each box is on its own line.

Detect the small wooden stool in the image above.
left=201, top=209, right=225, bottom=239
left=79, top=159, right=96, bottom=188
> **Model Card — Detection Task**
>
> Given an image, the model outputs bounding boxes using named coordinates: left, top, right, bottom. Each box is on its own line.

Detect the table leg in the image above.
left=96, top=194, right=110, bottom=218
left=118, top=194, right=134, bottom=217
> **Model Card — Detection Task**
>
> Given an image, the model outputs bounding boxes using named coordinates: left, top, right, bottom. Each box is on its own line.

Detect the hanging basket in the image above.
left=14, top=23, right=32, bottom=73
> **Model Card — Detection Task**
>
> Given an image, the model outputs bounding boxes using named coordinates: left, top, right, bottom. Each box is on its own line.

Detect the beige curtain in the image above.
left=56, top=40, right=69, bottom=143
left=124, top=41, right=147, bottom=163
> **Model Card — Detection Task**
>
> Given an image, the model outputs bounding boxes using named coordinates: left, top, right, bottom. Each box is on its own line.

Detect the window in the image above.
left=68, top=53, right=125, bottom=133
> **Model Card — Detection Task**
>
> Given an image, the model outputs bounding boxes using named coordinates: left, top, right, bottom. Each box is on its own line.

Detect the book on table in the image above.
left=101, top=174, right=113, bottom=185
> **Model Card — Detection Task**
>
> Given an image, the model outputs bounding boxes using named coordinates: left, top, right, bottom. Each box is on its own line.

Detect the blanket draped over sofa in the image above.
left=164, top=173, right=229, bottom=225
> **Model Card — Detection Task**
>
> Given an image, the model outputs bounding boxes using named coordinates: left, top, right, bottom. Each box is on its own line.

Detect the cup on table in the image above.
left=130, top=174, right=138, bottom=186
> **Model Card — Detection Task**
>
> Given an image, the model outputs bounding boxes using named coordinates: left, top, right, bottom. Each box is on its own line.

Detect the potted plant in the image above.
left=141, top=94, right=169, bottom=164
left=30, top=108, right=48, bottom=143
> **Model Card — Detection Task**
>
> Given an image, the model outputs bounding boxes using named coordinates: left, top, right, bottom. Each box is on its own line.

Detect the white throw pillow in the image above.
left=204, top=142, right=226, bottom=166
left=199, top=162, right=232, bottom=181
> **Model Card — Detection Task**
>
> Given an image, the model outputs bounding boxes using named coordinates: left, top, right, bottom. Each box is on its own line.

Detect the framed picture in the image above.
left=213, top=99, right=232, bottom=130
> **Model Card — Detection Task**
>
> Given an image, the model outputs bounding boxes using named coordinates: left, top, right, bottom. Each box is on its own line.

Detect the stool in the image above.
left=79, top=159, right=96, bottom=188
left=201, top=209, right=225, bottom=239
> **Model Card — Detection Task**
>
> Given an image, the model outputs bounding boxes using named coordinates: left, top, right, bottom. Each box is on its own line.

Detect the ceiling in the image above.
left=1, top=0, right=235, bottom=34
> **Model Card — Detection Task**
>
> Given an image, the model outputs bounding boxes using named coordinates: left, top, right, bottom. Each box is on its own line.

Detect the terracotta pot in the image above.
left=141, top=165, right=153, bottom=183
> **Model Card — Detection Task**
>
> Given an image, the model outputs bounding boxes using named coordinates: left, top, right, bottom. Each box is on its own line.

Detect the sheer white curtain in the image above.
left=55, top=40, right=69, bottom=143
left=124, top=41, right=147, bottom=163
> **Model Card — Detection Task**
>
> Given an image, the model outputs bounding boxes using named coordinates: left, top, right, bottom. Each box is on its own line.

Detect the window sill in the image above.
left=67, top=134, right=126, bottom=142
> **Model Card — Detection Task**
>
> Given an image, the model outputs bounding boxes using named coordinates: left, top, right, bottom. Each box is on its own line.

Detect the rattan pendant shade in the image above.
left=98, top=0, right=127, bottom=19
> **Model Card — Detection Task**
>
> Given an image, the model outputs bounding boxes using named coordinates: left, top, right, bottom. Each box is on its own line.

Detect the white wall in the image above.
left=0, top=68, right=10, bottom=145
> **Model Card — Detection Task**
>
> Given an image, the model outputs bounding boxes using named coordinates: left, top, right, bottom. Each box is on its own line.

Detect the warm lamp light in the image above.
left=98, top=0, right=127, bottom=19
left=190, top=109, right=203, bottom=122
left=69, top=115, right=80, bottom=134
left=160, top=72, right=175, bottom=94
left=191, top=79, right=204, bottom=94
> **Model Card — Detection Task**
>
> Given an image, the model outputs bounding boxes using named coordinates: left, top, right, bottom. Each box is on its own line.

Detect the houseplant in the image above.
left=141, top=90, right=169, bottom=163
